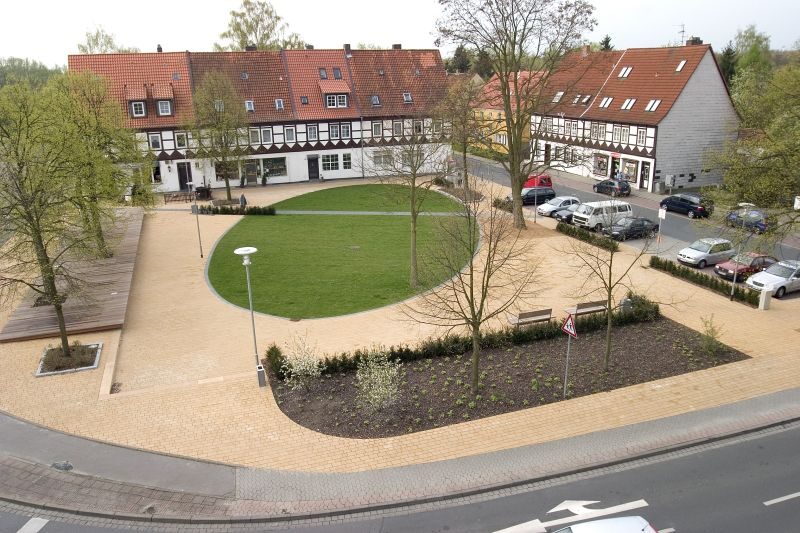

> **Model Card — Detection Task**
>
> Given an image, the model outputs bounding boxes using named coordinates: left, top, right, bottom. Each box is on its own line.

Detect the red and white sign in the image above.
left=561, top=314, right=577, bottom=338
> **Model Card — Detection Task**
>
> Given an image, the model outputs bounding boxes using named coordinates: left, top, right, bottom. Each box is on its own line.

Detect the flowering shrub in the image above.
left=356, top=348, right=402, bottom=412
left=280, top=336, right=323, bottom=390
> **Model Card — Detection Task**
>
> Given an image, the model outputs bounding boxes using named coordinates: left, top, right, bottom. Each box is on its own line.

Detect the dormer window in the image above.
left=333, top=67, right=342, bottom=80
left=676, top=60, right=687, bottom=72
left=319, top=68, right=328, bottom=80
left=300, top=96, right=309, bottom=105
left=645, top=99, right=662, bottom=112
left=371, top=95, right=381, bottom=106
left=245, top=100, right=255, bottom=112
left=621, top=98, right=636, bottom=110
left=157, top=100, right=172, bottom=116
left=599, top=97, right=613, bottom=108
left=552, top=91, right=564, bottom=103
left=275, top=99, right=284, bottom=110
left=403, top=92, right=413, bottom=103
left=618, top=66, right=632, bottom=78
left=325, top=94, right=348, bottom=108
left=130, top=101, right=146, bottom=117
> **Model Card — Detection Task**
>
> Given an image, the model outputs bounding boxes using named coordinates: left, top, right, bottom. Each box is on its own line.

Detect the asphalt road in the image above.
left=462, top=156, right=800, bottom=264
left=3, top=424, right=797, bottom=532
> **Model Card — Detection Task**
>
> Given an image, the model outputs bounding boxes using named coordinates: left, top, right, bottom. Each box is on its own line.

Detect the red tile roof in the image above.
left=150, top=84, right=174, bottom=99
left=479, top=71, right=543, bottom=111
left=283, top=49, right=357, bottom=121
left=189, top=51, right=293, bottom=124
left=348, top=49, right=447, bottom=118
left=68, top=52, right=192, bottom=129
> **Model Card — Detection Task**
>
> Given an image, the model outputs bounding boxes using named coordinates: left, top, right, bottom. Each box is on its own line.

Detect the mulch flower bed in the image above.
left=270, top=318, right=748, bottom=439
left=40, top=343, right=99, bottom=373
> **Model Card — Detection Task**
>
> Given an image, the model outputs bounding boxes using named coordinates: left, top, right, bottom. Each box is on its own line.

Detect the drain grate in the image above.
left=51, top=461, right=73, bottom=472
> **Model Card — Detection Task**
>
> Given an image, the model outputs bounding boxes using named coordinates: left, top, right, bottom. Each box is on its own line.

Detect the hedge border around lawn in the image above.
left=556, top=222, right=619, bottom=252
left=198, top=205, right=276, bottom=216
left=266, top=292, right=660, bottom=380
left=649, top=256, right=760, bottom=306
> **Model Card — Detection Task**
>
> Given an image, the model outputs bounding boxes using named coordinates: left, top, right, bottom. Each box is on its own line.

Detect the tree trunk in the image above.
left=409, top=210, right=419, bottom=288
left=53, top=300, right=71, bottom=357
left=88, top=198, right=111, bottom=258
left=31, top=233, right=71, bottom=357
left=603, top=256, right=615, bottom=370
left=461, top=146, right=469, bottom=193
left=510, top=173, right=526, bottom=229
left=224, top=175, right=232, bottom=201
left=471, top=325, right=481, bottom=394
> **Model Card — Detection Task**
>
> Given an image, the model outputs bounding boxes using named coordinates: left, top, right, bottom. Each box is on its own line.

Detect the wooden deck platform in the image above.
left=0, top=209, right=144, bottom=343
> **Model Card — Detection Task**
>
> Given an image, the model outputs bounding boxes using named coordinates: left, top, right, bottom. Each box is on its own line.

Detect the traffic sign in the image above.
left=561, top=314, right=577, bottom=338
left=658, top=207, right=667, bottom=220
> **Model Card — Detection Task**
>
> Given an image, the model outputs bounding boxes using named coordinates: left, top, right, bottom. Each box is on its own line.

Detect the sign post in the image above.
left=561, top=314, right=577, bottom=399
left=656, top=207, right=666, bottom=256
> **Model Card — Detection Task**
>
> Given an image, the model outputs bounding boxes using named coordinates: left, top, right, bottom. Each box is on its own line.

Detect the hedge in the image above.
left=198, top=205, right=276, bottom=216
left=556, top=222, right=619, bottom=252
left=649, top=256, right=760, bottom=306
left=265, top=292, right=660, bottom=380
left=492, top=197, right=513, bottom=213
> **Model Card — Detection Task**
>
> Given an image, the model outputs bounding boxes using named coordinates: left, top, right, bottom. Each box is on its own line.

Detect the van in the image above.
left=523, top=174, right=553, bottom=188
left=571, top=200, right=633, bottom=231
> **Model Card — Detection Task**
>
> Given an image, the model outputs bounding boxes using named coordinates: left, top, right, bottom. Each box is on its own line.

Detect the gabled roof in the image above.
left=189, top=51, right=293, bottom=124
left=68, top=52, right=192, bottom=129
left=543, top=44, right=714, bottom=125
left=282, top=49, right=357, bottom=121
left=479, top=71, right=543, bottom=111
left=348, top=49, right=447, bottom=118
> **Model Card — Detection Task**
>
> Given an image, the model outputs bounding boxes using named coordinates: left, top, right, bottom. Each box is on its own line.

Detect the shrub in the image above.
left=280, top=335, right=323, bottom=390
left=556, top=222, right=619, bottom=252
left=198, top=205, right=276, bottom=216
left=265, top=343, right=284, bottom=379
left=649, top=256, right=759, bottom=306
left=700, top=314, right=724, bottom=357
left=493, top=197, right=513, bottom=213
left=355, top=348, right=403, bottom=412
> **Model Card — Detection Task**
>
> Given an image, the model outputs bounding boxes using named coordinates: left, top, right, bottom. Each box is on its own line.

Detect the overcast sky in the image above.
left=2, top=0, right=797, bottom=67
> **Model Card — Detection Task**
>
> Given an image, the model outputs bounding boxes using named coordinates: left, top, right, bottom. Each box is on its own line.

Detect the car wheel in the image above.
left=620, top=233, right=627, bottom=241
left=593, top=186, right=599, bottom=192
left=698, top=260, right=707, bottom=269
left=594, top=223, right=603, bottom=232
left=688, top=211, right=696, bottom=219
left=611, top=190, right=618, bottom=197
left=775, top=286, right=786, bottom=298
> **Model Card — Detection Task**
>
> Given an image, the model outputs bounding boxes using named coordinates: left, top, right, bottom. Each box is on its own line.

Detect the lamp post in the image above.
left=234, top=246, right=266, bottom=387
left=187, top=181, right=203, bottom=258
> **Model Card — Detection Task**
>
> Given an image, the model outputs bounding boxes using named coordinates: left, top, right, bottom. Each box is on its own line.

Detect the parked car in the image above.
left=553, top=516, right=657, bottom=533
left=554, top=203, right=580, bottom=223
left=677, top=237, right=735, bottom=268
left=536, top=196, right=580, bottom=217
left=524, top=173, right=553, bottom=188
left=593, top=179, right=631, bottom=197
left=506, top=187, right=556, bottom=206
left=602, top=217, right=659, bottom=241
left=746, top=259, right=800, bottom=298
left=725, top=205, right=770, bottom=233
left=714, top=252, right=777, bottom=282
left=659, top=192, right=713, bottom=218
left=572, top=200, right=633, bottom=231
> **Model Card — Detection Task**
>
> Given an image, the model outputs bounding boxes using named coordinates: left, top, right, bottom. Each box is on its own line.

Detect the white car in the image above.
left=677, top=237, right=734, bottom=268
left=536, top=196, right=580, bottom=217
left=553, top=516, right=657, bottom=533
left=745, top=260, right=800, bottom=298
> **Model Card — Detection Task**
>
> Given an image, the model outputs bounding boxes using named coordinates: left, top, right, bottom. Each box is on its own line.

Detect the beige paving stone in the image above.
left=0, top=177, right=798, bottom=474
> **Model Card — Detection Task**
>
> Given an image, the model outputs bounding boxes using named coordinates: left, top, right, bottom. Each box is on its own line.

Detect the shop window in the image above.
left=593, top=154, right=609, bottom=176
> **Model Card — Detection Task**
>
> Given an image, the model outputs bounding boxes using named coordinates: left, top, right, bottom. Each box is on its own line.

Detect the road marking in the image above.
left=764, top=491, right=800, bottom=506
left=494, top=499, right=649, bottom=533
left=17, top=517, right=49, bottom=533
left=658, top=529, right=676, bottom=533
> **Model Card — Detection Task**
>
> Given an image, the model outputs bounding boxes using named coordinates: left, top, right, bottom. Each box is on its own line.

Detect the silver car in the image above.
left=746, top=260, right=800, bottom=298
left=553, top=516, right=657, bottom=533
left=536, top=196, right=580, bottom=217
left=677, top=237, right=734, bottom=268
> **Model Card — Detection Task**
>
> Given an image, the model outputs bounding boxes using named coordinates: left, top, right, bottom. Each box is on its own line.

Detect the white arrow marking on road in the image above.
left=493, top=499, right=649, bottom=533
left=764, top=491, right=800, bottom=506
left=548, top=500, right=601, bottom=515
left=658, top=528, right=676, bottom=533
left=17, top=517, right=49, bottom=533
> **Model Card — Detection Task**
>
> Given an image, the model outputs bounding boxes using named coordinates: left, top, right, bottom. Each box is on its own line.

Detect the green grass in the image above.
left=208, top=215, right=471, bottom=318
left=272, top=184, right=462, bottom=212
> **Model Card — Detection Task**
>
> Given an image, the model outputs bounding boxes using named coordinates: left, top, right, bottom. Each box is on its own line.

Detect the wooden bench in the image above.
left=508, top=308, right=552, bottom=328
left=163, top=192, right=194, bottom=204
left=564, top=300, right=607, bottom=317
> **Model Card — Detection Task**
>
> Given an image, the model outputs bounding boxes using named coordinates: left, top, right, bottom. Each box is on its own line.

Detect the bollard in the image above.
left=758, top=289, right=771, bottom=310
left=256, top=364, right=267, bottom=387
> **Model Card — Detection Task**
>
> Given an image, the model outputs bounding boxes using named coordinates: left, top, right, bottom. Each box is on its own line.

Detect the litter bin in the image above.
left=195, top=186, right=211, bottom=200
left=654, top=181, right=665, bottom=194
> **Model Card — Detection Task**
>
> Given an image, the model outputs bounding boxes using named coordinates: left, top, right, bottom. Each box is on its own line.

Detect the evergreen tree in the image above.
left=719, top=41, right=737, bottom=85
left=451, top=44, right=471, bottom=73
left=599, top=34, right=613, bottom=51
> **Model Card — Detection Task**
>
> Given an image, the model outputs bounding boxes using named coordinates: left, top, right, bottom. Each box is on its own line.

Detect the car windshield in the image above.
left=617, top=218, right=634, bottom=227
left=730, top=254, right=752, bottom=265
left=689, top=240, right=712, bottom=253
left=576, top=204, right=593, bottom=215
left=765, top=263, right=795, bottom=278
left=546, top=198, right=561, bottom=206
left=567, top=204, right=579, bottom=212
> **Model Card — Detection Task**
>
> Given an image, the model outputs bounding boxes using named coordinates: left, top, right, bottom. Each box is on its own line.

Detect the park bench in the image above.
left=163, top=191, right=194, bottom=204
left=508, top=308, right=552, bottom=328
left=564, top=300, right=607, bottom=317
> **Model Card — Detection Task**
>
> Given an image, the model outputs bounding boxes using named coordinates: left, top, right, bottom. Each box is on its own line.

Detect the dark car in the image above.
left=714, top=252, right=777, bottom=282
left=554, top=203, right=580, bottom=223
left=593, top=179, right=631, bottom=197
left=507, top=187, right=556, bottom=206
left=602, top=217, right=658, bottom=240
left=660, top=193, right=713, bottom=218
left=726, top=206, right=770, bottom=233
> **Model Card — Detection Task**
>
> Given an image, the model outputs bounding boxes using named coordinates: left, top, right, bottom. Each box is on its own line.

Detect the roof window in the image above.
left=371, top=95, right=381, bottom=106
left=300, top=96, right=309, bottom=105
left=573, top=94, right=582, bottom=104
left=245, top=100, right=255, bottom=112
left=275, top=98, right=284, bottom=110
left=618, top=66, right=632, bottom=78
left=241, top=72, right=249, bottom=80
left=333, top=67, right=342, bottom=80
left=319, top=68, right=328, bottom=80
left=621, top=98, right=636, bottom=110
left=552, top=91, right=564, bottom=103
left=172, top=72, right=180, bottom=81
left=581, top=95, right=591, bottom=104
left=676, top=60, right=687, bottom=72
left=403, top=92, right=413, bottom=103
left=644, top=99, right=662, bottom=112
left=599, top=97, right=613, bottom=108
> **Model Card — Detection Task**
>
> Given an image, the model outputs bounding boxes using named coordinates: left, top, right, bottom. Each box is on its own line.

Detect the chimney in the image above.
left=157, top=44, right=163, bottom=53
left=581, top=44, right=591, bottom=57
left=685, top=36, right=703, bottom=46
left=305, top=44, right=314, bottom=50
left=344, top=43, right=352, bottom=57
left=245, top=44, right=257, bottom=51
left=392, top=44, right=402, bottom=50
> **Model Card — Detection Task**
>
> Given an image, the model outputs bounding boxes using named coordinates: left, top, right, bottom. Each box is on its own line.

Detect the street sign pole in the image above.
left=560, top=314, right=577, bottom=399
left=656, top=207, right=666, bottom=256
left=563, top=334, right=571, bottom=399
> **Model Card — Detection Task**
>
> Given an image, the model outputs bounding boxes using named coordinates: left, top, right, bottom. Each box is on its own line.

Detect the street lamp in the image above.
left=234, top=246, right=266, bottom=387
left=186, top=181, right=203, bottom=258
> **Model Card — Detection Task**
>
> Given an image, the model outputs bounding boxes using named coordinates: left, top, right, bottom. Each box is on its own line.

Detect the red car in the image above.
left=714, top=252, right=777, bottom=282
left=524, top=174, right=553, bottom=188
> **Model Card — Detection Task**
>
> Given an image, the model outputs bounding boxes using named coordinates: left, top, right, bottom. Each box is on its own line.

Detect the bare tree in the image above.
left=405, top=178, right=538, bottom=393
left=437, top=0, right=596, bottom=229
left=77, top=27, right=139, bottom=54
left=360, top=121, right=449, bottom=288
left=437, top=75, right=486, bottom=192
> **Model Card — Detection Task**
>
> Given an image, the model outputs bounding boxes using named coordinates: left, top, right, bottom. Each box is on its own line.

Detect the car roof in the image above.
left=561, top=515, right=652, bottom=532
left=553, top=196, right=579, bottom=201
left=777, top=260, right=800, bottom=268
left=697, top=237, right=731, bottom=245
